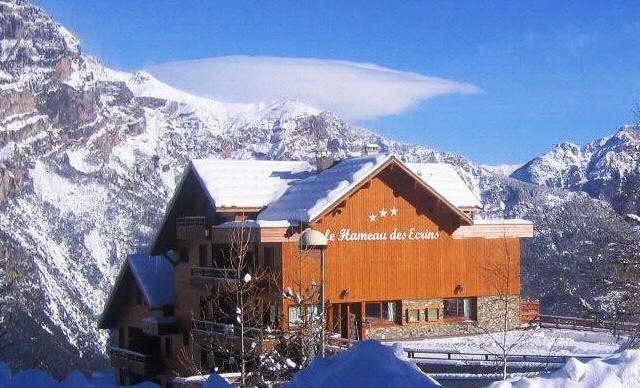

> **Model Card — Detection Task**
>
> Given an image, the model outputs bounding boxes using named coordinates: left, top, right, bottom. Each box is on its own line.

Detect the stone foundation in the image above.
left=366, top=295, right=521, bottom=341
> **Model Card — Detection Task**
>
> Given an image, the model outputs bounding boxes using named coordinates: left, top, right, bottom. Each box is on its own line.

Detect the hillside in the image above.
left=0, top=0, right=637, bottom=376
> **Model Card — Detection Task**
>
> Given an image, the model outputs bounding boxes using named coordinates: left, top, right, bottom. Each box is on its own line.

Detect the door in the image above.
left=336, top=303, right=362, bottom=340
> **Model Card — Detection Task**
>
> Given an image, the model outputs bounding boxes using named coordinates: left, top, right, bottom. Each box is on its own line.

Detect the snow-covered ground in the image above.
left=493, top=350, right=640, bottom=387
left=387, top=328, right=625, bottom=357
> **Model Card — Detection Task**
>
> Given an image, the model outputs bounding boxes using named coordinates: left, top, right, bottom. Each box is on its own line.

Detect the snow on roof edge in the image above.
left=474, top=218, right=533, bottom=225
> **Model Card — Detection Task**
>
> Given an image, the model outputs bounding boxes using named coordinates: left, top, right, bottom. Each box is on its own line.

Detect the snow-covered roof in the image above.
left=405, top=163, right=482, bottom=209
left=191, top=159, right=315, bottom=208
left=213, top=219, right=292, bottom=229
left=473, top=218, right=533, bottom=225
left=187, top=156, right=480, bottom=225
left=258, top=155, right=392, bottom=223
left=128, top=253, right=174, bottom=308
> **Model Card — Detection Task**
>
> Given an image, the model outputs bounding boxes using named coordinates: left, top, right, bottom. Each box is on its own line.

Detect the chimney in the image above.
left=364, top=143, right=380, bottom=155
left=316, top=155, right=335, bottom=172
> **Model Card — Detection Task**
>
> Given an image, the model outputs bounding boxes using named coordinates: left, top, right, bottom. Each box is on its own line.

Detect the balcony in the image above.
left=108, top=346, right=156, bottom=376
left=191, top=319, right=272, bottom=351
left=192, top=319, right=235, bottom=335
left=142, top=316, right=181, bottom=336
left=176, top=216, right=207, bottom=242
left=190, top=266, right=239, bottom=288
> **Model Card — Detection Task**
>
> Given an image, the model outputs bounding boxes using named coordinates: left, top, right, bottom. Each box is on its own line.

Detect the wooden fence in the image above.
left=538, top=315, right=640, bottom=334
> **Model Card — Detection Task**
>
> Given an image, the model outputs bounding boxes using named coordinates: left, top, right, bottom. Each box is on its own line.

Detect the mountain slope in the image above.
left=512, top=125, right=640, bottom=217
left=0, top=0, right=637, bottom=376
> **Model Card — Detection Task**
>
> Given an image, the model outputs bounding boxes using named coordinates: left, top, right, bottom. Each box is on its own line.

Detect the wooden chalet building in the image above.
left=99, top=152, right=533, bottom=385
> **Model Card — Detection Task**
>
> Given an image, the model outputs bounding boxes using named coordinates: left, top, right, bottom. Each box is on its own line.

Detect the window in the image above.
left=198, top=245, right=207, bottom=267
left=118, top=328, right=126, bottom=347
left=200, top=349, right=208, bottom=368
left=406, top=309, right=421, bottom=323
left=288, top=305, right=319, bottom=326
left=165, top=337, right=172, bottom=358
left=212, top=244, right=230, bottom=267
left=426, top=308, right=440, bottom=322
left=179, top=247, right=189, bottom=263
left=443, top=298, right=477, bottom=320
left=183, top=331, right=190, bottom=347
left=289, top=306, right=302, bottom=326
left=365, top=301, right=399, bottom=324
left=264, top=246, right=276, bottom=269
left=269, top=305, right=278, bottom=326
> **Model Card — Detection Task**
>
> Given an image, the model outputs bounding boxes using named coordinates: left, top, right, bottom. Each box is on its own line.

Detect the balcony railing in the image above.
left=108, top=346, right=155, bottom=375
left=192, top=319, right=235, bottom=335
left=176, top=216, right=207, bottom=242
left=191, top=266, right=238, bottom=279
left=143, top=316, right=180, bottom=336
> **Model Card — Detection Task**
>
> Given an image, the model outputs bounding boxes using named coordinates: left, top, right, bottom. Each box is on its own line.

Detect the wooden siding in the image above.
left=281, top=164, right=521, bottom=304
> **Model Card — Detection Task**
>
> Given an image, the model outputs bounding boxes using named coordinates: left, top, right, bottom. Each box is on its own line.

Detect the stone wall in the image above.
left=476, top=295, right=521, bottom=332
left=366, top=295, right=521, bottom=341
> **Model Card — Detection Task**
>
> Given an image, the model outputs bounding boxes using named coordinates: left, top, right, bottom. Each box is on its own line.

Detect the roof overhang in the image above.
left=452, top=220, right=533, bottom=239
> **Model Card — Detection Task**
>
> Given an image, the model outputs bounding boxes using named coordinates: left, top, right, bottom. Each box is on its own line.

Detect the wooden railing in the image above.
left=403, top=348, right=602, bottom=365
left=176, top=216, right=207, bottom=241
left=538, top=315, right=640, bottom=333
left=192, top=319, right=235, bottom=335
left=190, top=266, right=238, bottom=279
left=520, top=299, right=540, bottom=323
left=108, top=346, right=155, bottom=375
left=192, top=319, right=265, bottom=337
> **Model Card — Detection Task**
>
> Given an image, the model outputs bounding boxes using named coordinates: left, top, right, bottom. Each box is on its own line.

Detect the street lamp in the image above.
left=298, top=228, right=328, bottom=357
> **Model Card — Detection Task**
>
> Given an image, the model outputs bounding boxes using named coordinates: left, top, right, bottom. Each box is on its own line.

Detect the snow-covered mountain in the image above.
left=512, top=126, right=640, bottom=217
left=0, top=0, right=637, bottom=376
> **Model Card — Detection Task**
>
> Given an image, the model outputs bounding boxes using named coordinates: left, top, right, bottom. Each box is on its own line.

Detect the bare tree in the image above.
left=173, top=220, right=329, bottom=386
left=271, top=244, right=324, bottom=376
left=477, top=238, right=533, bottom=380
left=177, top=220, right=278, bottom=386
left=592, top=234, right=640, bottom=350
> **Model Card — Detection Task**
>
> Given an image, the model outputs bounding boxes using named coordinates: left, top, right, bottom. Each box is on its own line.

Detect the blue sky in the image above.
left=35, top=0, right=640, bottom=164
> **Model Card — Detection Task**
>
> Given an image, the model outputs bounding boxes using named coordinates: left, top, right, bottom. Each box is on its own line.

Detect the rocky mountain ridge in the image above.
left=512, top=125, right=640, bottom=217
left=0, top=0, right=637, bottom=376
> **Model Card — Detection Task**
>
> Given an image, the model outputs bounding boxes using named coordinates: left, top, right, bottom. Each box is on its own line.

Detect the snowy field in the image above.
left=386, top=328, right=625, bottom=357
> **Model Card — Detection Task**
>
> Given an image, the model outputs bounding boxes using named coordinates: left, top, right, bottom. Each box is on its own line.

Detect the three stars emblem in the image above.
left=368, top=207, right=398, bottom=222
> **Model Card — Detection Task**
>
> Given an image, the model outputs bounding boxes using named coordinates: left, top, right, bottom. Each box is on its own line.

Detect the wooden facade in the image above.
left=99, top=156, right=532, bottom=385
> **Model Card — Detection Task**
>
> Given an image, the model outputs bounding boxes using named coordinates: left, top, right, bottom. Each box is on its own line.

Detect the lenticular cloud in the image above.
left=147, top=56, right=480, bottom=120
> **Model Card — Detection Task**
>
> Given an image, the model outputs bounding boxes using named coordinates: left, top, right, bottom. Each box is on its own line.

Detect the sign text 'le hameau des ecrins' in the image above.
left=323, top=206, right=441, bottom=242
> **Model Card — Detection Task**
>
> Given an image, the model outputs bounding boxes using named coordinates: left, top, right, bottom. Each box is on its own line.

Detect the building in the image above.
left=98, top=153, right=533, bottom=384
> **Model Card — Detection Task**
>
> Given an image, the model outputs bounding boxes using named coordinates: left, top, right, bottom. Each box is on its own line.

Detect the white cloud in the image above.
left=147, top=56, right=480, bottom=120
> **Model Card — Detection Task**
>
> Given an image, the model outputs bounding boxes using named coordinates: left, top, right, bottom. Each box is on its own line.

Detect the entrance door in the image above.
left=335, top=303, right=362, bottom=340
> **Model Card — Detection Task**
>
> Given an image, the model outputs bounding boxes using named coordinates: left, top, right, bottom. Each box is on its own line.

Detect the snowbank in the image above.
left=492, top=350, right=640, bottom=387
left=172, top=373, right=230, bottom=387
left=0, top=364, right=160, bottom=387
left=287, top=340, right=440, bottom=387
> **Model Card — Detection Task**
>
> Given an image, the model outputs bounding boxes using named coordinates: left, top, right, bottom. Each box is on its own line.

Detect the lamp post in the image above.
left=298, top=228, right=328, bottom=357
